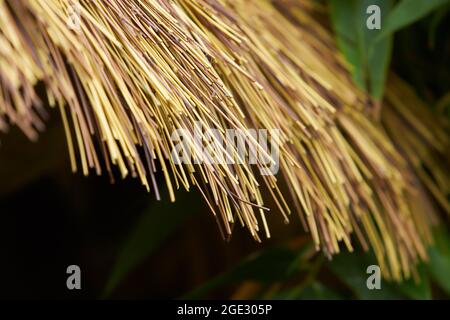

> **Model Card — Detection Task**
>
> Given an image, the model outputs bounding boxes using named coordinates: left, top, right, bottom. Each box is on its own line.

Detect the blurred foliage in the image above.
left=182, top=226, right=449, bottom=300
left=428, top=227, right=450, bottom=295
left=329, top=0, right=393, bottom=99
left=329, top=0, right=450, bottom=100
left=376, top=0, right=450, bottom=41
left=183, top=245, right=305, bottom=299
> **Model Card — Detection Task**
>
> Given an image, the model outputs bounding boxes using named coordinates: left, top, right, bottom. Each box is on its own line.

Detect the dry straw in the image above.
left=0, top=0, right=448, bottom=281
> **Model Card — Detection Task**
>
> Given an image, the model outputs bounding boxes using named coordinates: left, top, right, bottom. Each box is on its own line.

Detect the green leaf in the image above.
left=102, top=191, right=200, bottom=298
left=183, top=245, right=298, bottom=299
left=329, top=251, right=435, bottom=299
left=329, top=0, right=393, bottom=99
left=396, top=264, right=431, bottom=300
left=296, top=281, right=343, bottom=300
left=327, top=252, right=403, bottom=299
left=427, top=227, right=450, bottom=295
left=377, top=0, right=450, bottom=42
left=273, top=281, right=342, bottom=300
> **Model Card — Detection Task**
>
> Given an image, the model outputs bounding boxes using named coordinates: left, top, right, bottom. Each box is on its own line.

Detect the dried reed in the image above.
left=0, top=0, right=448, bottom=281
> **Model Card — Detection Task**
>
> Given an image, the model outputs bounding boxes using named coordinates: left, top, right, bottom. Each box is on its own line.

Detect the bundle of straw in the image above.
left=0, top=0, right=448, bottom=281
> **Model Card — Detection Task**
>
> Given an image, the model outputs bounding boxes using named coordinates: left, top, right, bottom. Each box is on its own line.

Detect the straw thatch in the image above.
left=0, top=0, right=448, bottom=280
